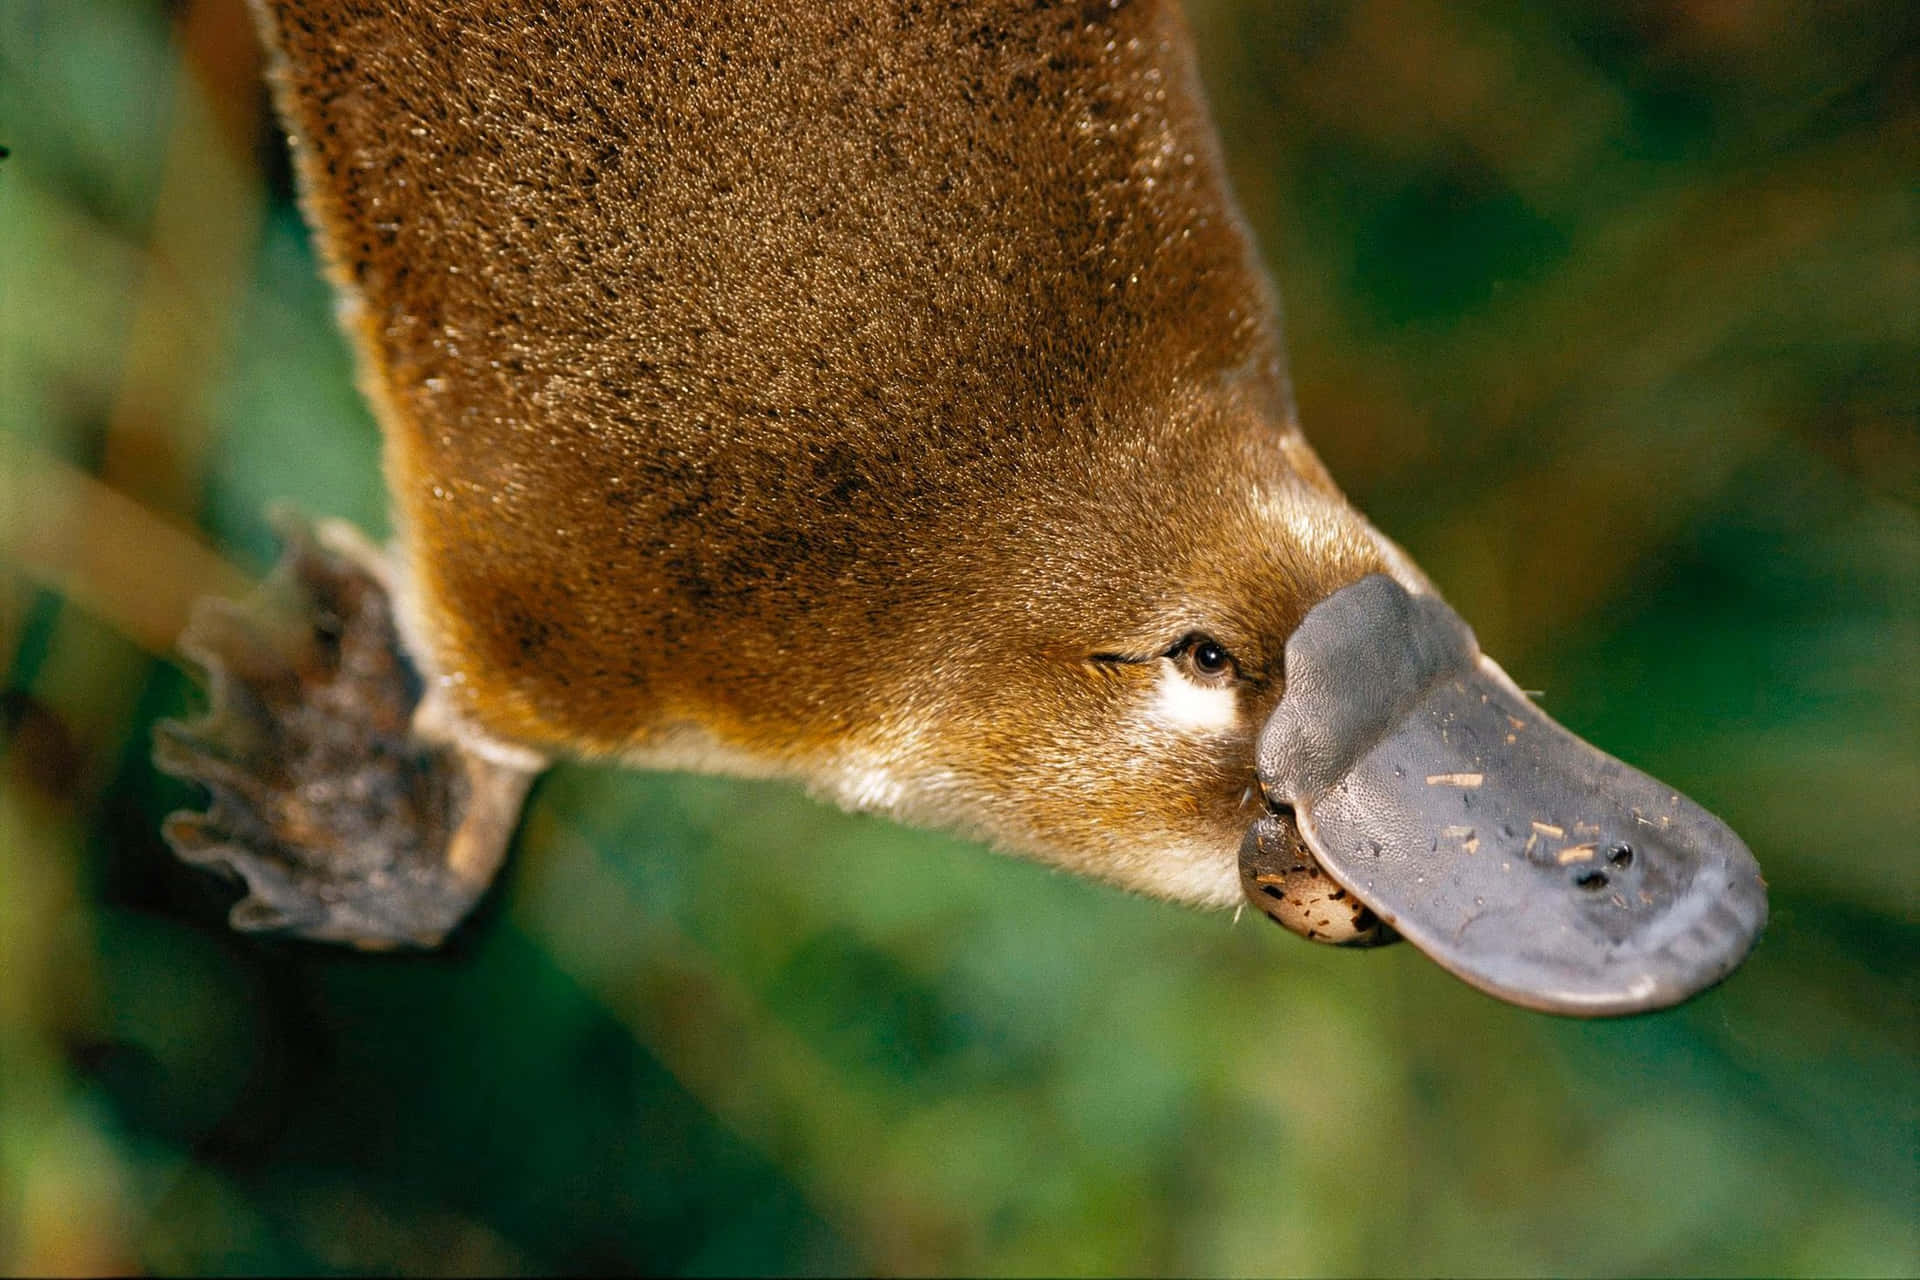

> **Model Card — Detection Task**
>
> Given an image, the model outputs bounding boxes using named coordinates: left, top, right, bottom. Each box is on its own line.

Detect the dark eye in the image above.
left=1171, top=634, right=1236, bottom=681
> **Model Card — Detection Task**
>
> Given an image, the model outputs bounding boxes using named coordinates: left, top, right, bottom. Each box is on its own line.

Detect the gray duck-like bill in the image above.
left=1248, top=574, right=1767, bottom=1016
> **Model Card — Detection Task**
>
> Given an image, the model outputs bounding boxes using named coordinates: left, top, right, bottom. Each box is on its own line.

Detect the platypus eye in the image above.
left=1171, top=634, right=1237, bottom=682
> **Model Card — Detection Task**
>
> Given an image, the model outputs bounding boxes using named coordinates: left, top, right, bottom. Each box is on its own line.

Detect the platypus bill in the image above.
left=155, top=0, right=1765, bottom=1016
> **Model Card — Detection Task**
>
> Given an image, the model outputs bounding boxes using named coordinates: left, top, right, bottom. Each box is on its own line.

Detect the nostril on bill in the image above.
left=1574, top=867, right=1609, bottom=890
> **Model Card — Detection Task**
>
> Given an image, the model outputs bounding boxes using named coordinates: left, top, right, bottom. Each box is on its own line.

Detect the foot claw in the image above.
left=154, top=520, right=526, bottom=949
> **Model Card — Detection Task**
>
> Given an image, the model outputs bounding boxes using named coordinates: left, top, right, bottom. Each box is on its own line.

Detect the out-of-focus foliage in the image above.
left=2, top=0, right=1914, bottom=1273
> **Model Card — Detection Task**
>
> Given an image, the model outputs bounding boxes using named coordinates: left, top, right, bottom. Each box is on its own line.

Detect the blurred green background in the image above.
left=2, top=0, right=1915, bottom=1273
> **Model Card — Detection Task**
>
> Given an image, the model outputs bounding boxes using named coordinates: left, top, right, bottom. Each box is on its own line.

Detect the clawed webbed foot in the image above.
left=153, top=517, right=533, bottom=949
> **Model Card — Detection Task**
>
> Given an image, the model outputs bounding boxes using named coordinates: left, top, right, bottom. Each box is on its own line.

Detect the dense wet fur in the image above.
left=253, top=0, right=1390, bottom=904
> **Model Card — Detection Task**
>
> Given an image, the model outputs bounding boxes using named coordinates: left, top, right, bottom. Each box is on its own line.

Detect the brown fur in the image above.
left=252, top=0, right=1391, bottom=904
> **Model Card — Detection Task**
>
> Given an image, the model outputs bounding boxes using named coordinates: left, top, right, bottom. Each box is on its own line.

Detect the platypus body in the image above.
left=157, top=0, right=1766, bottom=1015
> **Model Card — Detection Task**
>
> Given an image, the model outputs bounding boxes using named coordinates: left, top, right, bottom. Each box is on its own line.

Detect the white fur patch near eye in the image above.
left=1150, top=667, right=1239, bottom=733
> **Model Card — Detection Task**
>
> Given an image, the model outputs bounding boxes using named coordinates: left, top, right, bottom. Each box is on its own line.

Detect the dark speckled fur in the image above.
left=252, top=0, right=1392, bottom=903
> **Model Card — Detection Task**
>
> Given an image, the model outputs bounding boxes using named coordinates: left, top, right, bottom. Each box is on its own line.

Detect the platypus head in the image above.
left=844, top=375, right=1763, bottom=1016
left=867, top=384, right=1382, bottom=908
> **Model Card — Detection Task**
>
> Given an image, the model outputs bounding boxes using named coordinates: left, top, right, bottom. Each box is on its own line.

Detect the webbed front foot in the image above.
left=153, top=517, right=536, bottom=949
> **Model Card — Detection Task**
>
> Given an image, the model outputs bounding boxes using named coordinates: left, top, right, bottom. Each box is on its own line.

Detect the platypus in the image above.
left=155, top=0, right=1765, bottom=1015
